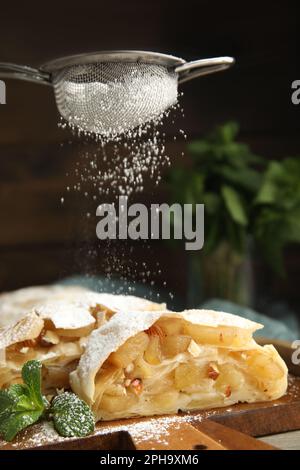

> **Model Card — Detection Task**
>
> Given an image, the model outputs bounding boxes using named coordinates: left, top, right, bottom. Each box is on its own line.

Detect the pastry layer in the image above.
left=70, top=309, right=287, bottom=421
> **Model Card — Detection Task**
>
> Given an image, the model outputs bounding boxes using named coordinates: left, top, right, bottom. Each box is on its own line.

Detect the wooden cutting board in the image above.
left=1, top=339, right=299, bottom=450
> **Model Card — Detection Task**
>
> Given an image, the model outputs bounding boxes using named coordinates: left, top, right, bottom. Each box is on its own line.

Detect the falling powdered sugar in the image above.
left=59, top=100, right=185, bottom=198
left=58, top=71, right=186, bottom=300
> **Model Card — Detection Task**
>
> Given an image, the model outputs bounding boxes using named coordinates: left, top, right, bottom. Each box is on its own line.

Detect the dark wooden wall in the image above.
left=0, top=0, right=299, bottom=307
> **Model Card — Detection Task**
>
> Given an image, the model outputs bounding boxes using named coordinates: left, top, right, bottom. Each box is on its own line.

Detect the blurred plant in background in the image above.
left=167, top=122, right=300, bottom=306
left=254, top=157, right=300, bottom=275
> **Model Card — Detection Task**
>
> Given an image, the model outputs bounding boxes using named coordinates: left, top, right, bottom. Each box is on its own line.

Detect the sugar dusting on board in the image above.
left=93, top=414, right=203, bottom=447
left=3, top=414, right=202, bottom=449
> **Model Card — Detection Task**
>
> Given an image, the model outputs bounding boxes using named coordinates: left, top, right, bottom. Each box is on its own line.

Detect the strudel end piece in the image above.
left=70, top=309, right=288, bottom=421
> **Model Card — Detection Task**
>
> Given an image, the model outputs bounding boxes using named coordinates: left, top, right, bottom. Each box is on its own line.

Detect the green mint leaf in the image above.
left=21, top=360, right=44, bottom=409
left=7, top=384, right=29, bottom=401
left=0, top=409, right=43, bottom=442
left=13, top=394, right=37, bottom=412
left=221, top=185, right=248, bottom=226
left=50, top=392, right=95, bottom=438
left=0, top=390, right=16, bottom=418
left=0, top=361, right=50, bottom=442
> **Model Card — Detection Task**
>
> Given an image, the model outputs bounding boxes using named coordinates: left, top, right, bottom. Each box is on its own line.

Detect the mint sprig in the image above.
left=0, top=360, right=95, bottom=442
left=0, top=361, right=47, bottom=441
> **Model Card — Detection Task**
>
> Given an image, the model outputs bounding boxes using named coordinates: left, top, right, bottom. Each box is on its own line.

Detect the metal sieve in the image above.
left=0, top=51, right=234, bottom=136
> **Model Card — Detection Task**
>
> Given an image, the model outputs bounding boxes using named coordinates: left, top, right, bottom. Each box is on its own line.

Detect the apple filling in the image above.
left=93, top=319, right=286, bottom=420
left=0, top=299, right=124, bottom=393
left=0, top=319, right=96, bottom=392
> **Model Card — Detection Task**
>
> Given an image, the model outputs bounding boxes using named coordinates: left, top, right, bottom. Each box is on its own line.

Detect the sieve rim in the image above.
left=40, top=50, right=185, bottom=73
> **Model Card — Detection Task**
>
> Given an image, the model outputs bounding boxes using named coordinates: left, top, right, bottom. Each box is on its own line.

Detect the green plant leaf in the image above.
left=215, top=165, right=262, bottom=193
left=221, top=185, right=248, bottom=226
left=0, top=390, right=15, bottom=418
left=13, top=395, right=37, bottom=412
left=253, top=157, right=300, bottom=274
left=166, top=123, right=300, bottom=271
left=50, top=392, right=95, bottom=438
left=211, top=121, right=239, bottom=144
left=188, top=140, right=211, bottom=156
left=21, top=360, right=44, bottom=409
left=0, top=361, right=48, bottom=442
left=255, top=180, right=276, bottom=204
left=0, top=410, right=43, bottom=442
left=7, top=384, right=29, bottom=401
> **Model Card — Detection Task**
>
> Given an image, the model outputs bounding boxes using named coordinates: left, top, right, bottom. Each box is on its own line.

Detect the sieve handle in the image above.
left=0, top=63, right=51, bottom=85
left=175, top=56, right=235, bottom=84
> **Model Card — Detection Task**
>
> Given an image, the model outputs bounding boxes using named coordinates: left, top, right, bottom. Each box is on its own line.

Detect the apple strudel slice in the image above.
left=0, top=301, right=96, bottom=393
left=70, top=309, right=288, bottom=421
left=0, top=294, right=166, bottom=393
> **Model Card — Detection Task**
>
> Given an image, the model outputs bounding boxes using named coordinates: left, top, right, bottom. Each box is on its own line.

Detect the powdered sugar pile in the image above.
left=94, top=414, right=203, bottom=447
left=36, top=300, right=95, bottom=329
left=3, top=414, right=203, bottom=449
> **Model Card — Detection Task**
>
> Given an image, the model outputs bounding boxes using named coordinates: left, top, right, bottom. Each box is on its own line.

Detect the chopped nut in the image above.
left=145, top=325, right=164, bottom=339
left=95, top=310, right=107, bottom=328
left=130, top=378, right=143, bottom=395
left=207, top=364, right=220, bottom=380
left=91, top=305, right=113, bottom=325
left=90, top=304, right=102, bottom=315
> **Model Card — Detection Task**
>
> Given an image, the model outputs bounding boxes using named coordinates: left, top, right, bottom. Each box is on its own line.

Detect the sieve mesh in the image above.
left=52, top=62, right=178, bottom=137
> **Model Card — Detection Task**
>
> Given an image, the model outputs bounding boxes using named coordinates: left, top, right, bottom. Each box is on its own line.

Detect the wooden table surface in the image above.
left=260, top=430, right=300, bottom=450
